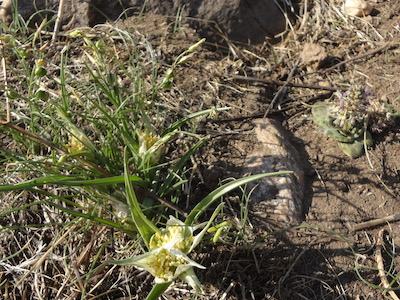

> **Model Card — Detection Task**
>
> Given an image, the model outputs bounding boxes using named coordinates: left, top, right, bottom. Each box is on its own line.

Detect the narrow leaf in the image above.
left=160, top=138, right=206, bottom=196
left=190, top=202, right=224, bottom=252
left=46, top=201, right=134, bottom=234
left=178, top=268, right=203, bottom=293
left=124, top=148, right=158, bottom=248
left=162, top=108, right=229, bottom=135
left=185, top=171, right=292, bottom=225
left=0, top=175, right=144, bottom=191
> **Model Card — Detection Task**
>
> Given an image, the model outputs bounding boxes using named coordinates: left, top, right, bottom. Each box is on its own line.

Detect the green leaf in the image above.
left=311, top=102, right=354, bottom=143
left=337, top=130, right=373, bottom=158
left=178, top=267, right=203, bottom=293
left=159, top=138, right=206, bottom=196
left=185, top=171, right=292, bottom=225
left=124, top=148, right=159, bottom=248
left=109, top=253, right=153, bottom=266
left=162, top=107, right=229, bottom=135
left=0, top=175, right=144, bottom=192
left=145, top=282, right=172, bottom=300
left=190, top=202, right=224, bottom=252
left=311, top=102, right=333, bottom=128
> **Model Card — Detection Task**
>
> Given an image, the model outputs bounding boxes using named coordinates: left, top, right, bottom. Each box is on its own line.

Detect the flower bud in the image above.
left=34, top=59, right=47, bottom=77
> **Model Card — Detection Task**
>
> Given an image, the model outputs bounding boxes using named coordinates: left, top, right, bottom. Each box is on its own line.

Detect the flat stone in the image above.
left=244, top=119, right=305, bottom=225
left=202, top=118, right=307, bottom=226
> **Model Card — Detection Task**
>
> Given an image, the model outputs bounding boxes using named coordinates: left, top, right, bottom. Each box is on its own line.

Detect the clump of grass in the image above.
left=0, top=20, right=215, bottom=296
left=0, top=24, right=212, bottom=217
left=0, top=17, right=291, bottom=298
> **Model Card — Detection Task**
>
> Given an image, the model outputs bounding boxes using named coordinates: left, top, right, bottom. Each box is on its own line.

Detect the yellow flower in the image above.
left=137, top=130, right=165, bottom=165
left=149, top=216, right=193, bottom=253
left=66, top=135, right=85, bottom=154
left=122, top=216, right=204, bottom=291
left=138, top=131, right=158, bottom=152
left=131, top=247, right=204, bottom=284
left=34, top=59, right=47, bottom=77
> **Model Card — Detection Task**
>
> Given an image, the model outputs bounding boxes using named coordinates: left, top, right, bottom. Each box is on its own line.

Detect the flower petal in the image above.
left=179, top=267, right=203, bottom=293
left=166, top=215, right=187, bottom=227
left=150, top=216, right=194, bottom=252
left=170, top=249, right=206, bottom=270
left=111, top=248, right=161, bottom=270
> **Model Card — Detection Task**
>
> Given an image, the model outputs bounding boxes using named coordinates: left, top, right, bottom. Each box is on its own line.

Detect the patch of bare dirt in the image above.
left=90, top=8, right=400, bottom=298
left=158, top=0, right=400, bottom=298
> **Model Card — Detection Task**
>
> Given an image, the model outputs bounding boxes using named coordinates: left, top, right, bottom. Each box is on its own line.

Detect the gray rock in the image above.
left=1, top=0, right=288, bottom=43
left=245, top=119, right=305, bottom=225
left=116, top=0, right=287, bottom=42
left=0, top=0, right=92, bottom=28
left=202, top=118, right=306, bottom=226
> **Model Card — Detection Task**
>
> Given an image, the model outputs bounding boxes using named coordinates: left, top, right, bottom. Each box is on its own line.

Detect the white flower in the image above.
left=128, top=247, right=204, bottom=287
left=137, top=130, right=165, bottom=165
left=119, top=216, right=205, bottom=291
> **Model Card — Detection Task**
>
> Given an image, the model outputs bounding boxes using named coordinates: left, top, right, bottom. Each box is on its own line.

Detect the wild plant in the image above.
left=311, top=84, right=399, bottom=158
left=0, top=23, right=291, bottom=298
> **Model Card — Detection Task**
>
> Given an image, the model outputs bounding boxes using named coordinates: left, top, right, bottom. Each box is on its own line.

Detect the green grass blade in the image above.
left=46, top=201, right=134, bottom=234
left=145, top=282, right=172, bottom=300
left=159, top=138, right=206, bottom=196
left=162, top=107, right=229, bottom=135
left=185, top=171, right=293, bottom=225
left=0, top=175, right=144, bottom=191
left=190, top=202, right=224, bottom=252
left=124, top=148, right=159, bottom=248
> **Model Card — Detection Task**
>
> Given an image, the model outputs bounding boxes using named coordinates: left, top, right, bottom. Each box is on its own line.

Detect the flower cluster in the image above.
left=331, top=85, right=396, bottom=135
left=330, top=85, right=373, bottom=137
left=127, top=216, right=204, bottom=290
left=137, top=130, right=165, bottom=166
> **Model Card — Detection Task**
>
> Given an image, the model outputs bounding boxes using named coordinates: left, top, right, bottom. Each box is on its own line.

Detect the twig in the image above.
left=298, top=0, right=309, bottom=31
left=264, top=60, right=299, bottom=118
left=17, top=224, right=77, bottom=286
left=51, top=0, right=65, bottom=44
left=231, top=74, right=338, bottom=92
left=0, top=41, right=10, bottom=124
left=210, top=91, right=333, bottom=123
left=375, top=229, right=400, bottom=300
left=3, top=122, right=64, bottom=150
left=321, top=42, right=400, bottom=73
left=351, top=214, right=400, bottom=232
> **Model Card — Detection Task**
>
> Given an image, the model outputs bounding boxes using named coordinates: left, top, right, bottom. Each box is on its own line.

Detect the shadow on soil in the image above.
left=198, top=243, right=372, bottom=300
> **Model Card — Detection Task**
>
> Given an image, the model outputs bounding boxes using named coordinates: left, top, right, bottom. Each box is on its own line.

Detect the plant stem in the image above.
left=145, top=282, right=172, bottom=300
